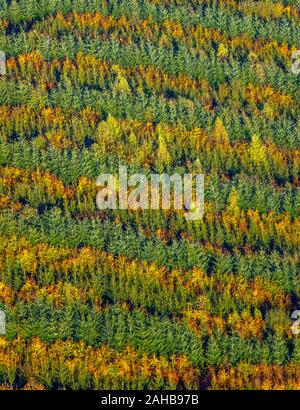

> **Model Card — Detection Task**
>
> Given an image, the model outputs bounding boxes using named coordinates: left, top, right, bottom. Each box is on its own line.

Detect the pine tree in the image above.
left=291, top=339, right=300, bottom=364
left=214, top=117, right=229, bottom=145
left=271, top=336, right=288, bottom=365
left=206, top=337, right=223, bottom=366
left=217, top=44, right=229, bottom=60
left=249, top=134, right=269, bottom=170
left=157, top=125, right=171, bottom=169
left=227, top=187, right=240, bottom=220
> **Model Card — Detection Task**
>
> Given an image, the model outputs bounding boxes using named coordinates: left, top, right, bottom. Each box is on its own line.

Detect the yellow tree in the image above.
left=157, top=124, right=171, bottom=167
left=249, top=134, right=269, bottom=170
left=227, top=187, right=240, bottom=223
left=214, top=117, right=229, bottom=145
left=217, top=44, right=229, bottom=60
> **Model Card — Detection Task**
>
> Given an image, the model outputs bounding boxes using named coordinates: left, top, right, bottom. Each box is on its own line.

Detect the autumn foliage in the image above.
left=0, top=0, right=299, bottom=390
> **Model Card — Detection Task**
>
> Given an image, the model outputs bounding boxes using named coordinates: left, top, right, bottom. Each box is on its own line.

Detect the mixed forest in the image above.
left=0, top=0, right=300, bottom=390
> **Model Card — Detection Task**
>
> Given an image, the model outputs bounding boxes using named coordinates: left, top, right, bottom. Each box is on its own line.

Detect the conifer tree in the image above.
left=249, top=134, right=269, bottom=170
left=214, top=117, right=229, bottom=145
